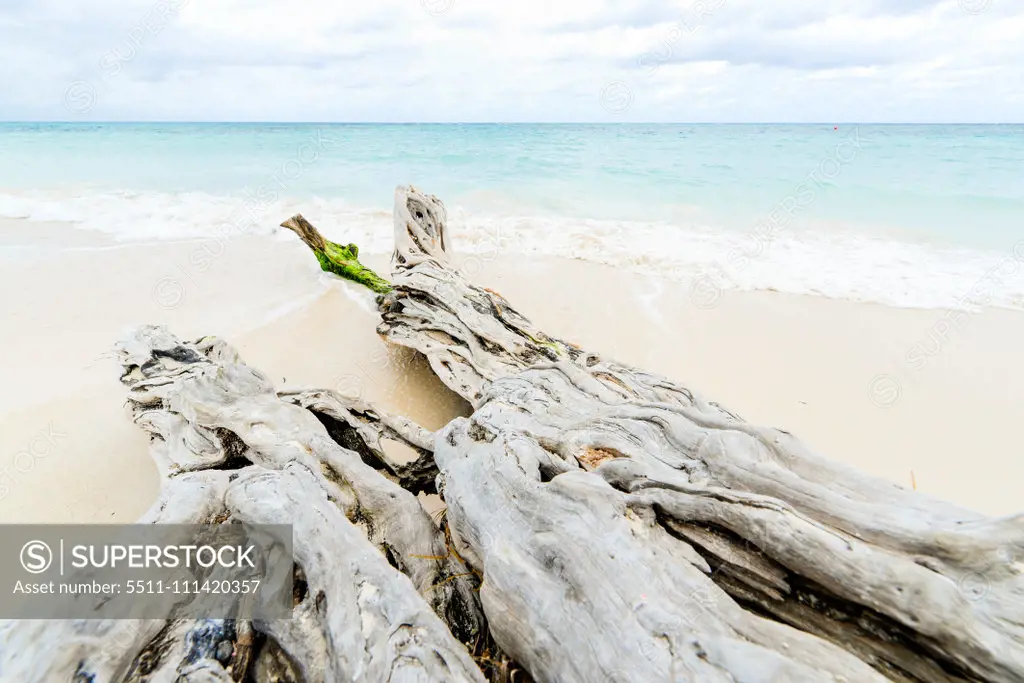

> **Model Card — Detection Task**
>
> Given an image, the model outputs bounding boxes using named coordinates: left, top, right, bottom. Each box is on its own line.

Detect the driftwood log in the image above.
left=2, top=186, right=1021, bottom=682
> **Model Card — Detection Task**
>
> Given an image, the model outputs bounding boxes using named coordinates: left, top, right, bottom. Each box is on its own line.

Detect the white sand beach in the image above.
left=2, top=217, right=1023, bottom=523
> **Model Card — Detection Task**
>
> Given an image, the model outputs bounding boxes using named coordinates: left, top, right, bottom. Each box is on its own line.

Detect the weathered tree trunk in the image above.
left=3, top=185, right=1022, bottom=683
left=372, top=186, right=1024, bottom=683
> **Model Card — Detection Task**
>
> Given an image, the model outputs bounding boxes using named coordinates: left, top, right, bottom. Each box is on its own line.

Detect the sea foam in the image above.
left=1, top=187, right=1022, bottom=312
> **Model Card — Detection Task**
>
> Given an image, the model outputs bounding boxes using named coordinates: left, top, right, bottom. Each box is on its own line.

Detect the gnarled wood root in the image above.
left=374, top=185, right=1024, bottom=683
left=0, top=327, right=492, bottom=683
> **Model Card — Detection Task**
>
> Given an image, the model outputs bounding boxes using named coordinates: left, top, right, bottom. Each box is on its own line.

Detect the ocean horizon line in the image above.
left=3, top=120, right=1023, bottom=126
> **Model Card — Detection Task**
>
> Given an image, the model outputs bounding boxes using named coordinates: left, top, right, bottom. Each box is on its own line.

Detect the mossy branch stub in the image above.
left=281, top=214, right=392, bottom=293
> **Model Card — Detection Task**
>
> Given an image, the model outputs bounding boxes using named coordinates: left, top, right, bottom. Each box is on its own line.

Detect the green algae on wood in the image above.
left=281, top=214, right=393, bottom=293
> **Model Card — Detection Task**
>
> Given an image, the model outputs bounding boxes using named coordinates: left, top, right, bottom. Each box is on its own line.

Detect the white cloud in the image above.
left=0, top=0, right=1020, bottom=121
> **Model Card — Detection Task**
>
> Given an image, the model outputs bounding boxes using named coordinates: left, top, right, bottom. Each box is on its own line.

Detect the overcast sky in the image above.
left=1, top=0, right=1020, bottom=122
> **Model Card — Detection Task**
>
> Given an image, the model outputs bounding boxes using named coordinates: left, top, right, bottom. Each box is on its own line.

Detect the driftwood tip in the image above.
left=280, top=214, right=327, bottom=252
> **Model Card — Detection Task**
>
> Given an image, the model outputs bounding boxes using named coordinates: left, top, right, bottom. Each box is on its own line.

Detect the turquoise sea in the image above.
left=1, top=123, right=1022, bottom=309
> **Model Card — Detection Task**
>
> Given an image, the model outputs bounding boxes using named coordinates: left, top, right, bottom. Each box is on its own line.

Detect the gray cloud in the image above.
left=548, top=1, right=696, bottom=33
left=630, top=29, right=916, bottom=70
